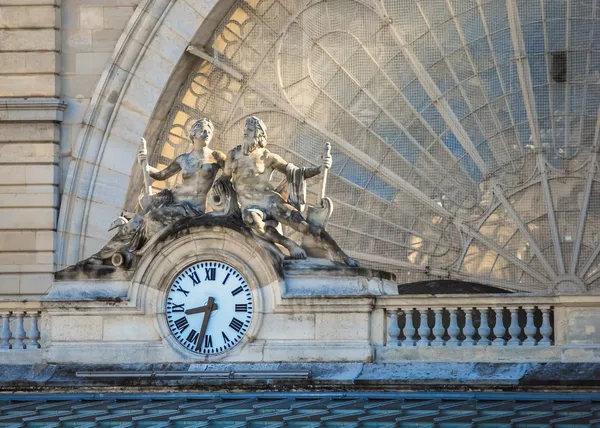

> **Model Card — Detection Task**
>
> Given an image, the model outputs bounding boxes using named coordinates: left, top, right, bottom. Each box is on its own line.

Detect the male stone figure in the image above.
left=214, top=116, right=359, bottom=267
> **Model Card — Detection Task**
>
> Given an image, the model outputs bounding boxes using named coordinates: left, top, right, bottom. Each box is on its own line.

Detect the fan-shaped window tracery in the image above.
left=129, top=0, right=600, bottom=293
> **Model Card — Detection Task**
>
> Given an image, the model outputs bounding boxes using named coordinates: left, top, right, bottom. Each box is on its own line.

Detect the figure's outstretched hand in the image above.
left=137, top=139, right=148, bottom=166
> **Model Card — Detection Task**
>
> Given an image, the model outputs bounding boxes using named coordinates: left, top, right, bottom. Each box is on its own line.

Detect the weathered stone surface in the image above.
left=0, top=122, right=59, bottom=142
left=0, top=5, right=59, bottom=28
left=51, top=316, right=104, bottom=341
left=256, top=314, right=315, bottom=340
left=0, top=29, right=59, bottom=51
left=0, top=52, right=58, bottom=74
left=0, top=75, right=60, bottom=97
left=315, top=313, right=370, bottom=340
left=0, top=143, right=58, bottom=164
left=567, top=308, right=600, bottom=344
left=0, top=208, right=56, bottom=229
left=79, top=6, right=104, bottom=29
left=103, top=6, right=135, bottom=30
left=103, top=316, right=161, bottom=341
left=75, top=52, right=112, bottom=75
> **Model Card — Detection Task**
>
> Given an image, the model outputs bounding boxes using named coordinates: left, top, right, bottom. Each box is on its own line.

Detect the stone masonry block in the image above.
left=36, top=231, right=55, bottom=251
left=256, top=313, right=315, bottom=340
left=315, top=312, right=370, bottom=340
left=0, top=6, right=59, bottom=28
left=0, top=275, right=19, bottom=294
left=0, top=52, right=58, bottom=74
left=0, top=208, right=56, bottom=229
left=0, top=0, right=58, bottom=5
left=0, top=75, right=60, bottom=97
left=0, top=164, right=58, bottom=185
left=18, top=273, right=53, bottom=294
left=0, top=231, right=36, bottom=251
left=0, top=142, right=58, bottom=164
left=103, top=316, right=161, bottom=341
left=0, top=29, right=58, bottom=51
left=163, top=0, right=203, bottom=41
left=61, top=29, right=92, bottom=52
left=92, top=29, right=122, bottom=52
left=0, top=192, right=58, bottom=208
left=52, top=316, right=104, bottom=341
left=75, top=52, right=112, bottom=75
left=60, top=74, right=101, bottom=98
left=121, top=74, right=161, bottom=117
left=0, top=122, right=59, bottom=142
left=103, top=6, right=134, bottom=30
left=80, top=7, right=103, bottom=29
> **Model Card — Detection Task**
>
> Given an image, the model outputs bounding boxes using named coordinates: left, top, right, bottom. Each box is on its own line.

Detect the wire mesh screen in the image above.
left=129, top=0, right=600, bottom=293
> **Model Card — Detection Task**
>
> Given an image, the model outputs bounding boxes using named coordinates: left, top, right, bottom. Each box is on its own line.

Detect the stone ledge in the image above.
left=0, top=98, right=67, bottom=121
left=2, top=362, right=600, bottom=391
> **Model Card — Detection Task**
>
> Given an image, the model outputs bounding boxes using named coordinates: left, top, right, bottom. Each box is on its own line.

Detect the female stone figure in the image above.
left=92, top=118, right=226, bottom=267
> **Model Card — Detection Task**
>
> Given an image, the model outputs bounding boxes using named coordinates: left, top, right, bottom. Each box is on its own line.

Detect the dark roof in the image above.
left=1, top=392, right=600, bottom=426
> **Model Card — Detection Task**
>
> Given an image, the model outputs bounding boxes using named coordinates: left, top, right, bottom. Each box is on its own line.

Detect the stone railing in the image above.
left=377, top=295, right=560, bottom=349
left=0, top=304, right=43, bottom=350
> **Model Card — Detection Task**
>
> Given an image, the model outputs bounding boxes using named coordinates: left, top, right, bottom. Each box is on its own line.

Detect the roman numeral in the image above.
left=235, top=304, right=248, bottom=312
left=188, top=271, right=201, bottom=286
left=231, top=286, right=243, bottom=296
left=204, top=335, right=213, bottom=348
left=205, top=267, right=216, bottom=281
left=222, top=273, right=230, bottom=285
left=174, top=317, right=189, bottom=332
left=222, top=331, right=230, bottom=343
left=175, top=285, right=189, bottom=296
left=171, top=303, right=185, bottom=312
left=229, top=317, right=244, bottom=332
left=186, top=329, right=199, bottom=345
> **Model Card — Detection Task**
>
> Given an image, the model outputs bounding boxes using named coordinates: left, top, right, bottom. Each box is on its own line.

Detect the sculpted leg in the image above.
left=242, top=208, right=307, bottom=259
left=280, top=207, right=360, bottom=267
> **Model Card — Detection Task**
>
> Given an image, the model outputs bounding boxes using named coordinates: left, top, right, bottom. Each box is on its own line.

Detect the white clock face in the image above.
left=165, top=261, right=253, bottom=354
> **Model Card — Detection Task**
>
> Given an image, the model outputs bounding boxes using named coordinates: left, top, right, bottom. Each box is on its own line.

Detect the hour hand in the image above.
left=185, top=301, right=218, bottom=315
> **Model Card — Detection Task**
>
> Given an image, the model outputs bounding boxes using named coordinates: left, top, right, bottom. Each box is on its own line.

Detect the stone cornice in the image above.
left=0, top=97, right=67, bottom=122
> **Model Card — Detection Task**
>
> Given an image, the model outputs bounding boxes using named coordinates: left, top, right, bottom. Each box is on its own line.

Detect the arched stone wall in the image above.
left=56, top=0, right=222, bottom=268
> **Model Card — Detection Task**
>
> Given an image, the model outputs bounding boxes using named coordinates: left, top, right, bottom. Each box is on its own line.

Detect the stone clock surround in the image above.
left=17, top=225, right=386, bottom=365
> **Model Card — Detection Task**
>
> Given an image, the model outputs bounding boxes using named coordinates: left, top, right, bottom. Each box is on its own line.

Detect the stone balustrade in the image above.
left=385, top=305, right=553, bottom=347
left=0, top=309, right=42, bottom=350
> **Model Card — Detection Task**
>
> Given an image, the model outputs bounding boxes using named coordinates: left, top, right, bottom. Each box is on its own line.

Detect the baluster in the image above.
left=507, top=307, right=521, bottom=346
left=493, top=307, right=506, bottom=346
left=27, top=312, right=40, bottom=349
left=13, top=313, right=26, bottom=349
left=431, top=308, right=445, bottom=347
left=523, top=307, right=536, bottom=346
left=478, top=308, right=491, bottom=345
left=403, top=309, right=416, bottom=347
left=446, top=308, right=460, bottom=347
left=463, top=308, right=476, bottom=346
left=0, top=313, right=11, bottom=349
left=539, top=307, right=553, bottom=346
left=417, top=309, right=430, bottom=347
left=387, top=309, right=400, bottom=346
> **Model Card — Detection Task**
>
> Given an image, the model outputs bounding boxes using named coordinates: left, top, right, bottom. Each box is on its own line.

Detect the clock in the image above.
left=165, top=261, right=253, bottom=354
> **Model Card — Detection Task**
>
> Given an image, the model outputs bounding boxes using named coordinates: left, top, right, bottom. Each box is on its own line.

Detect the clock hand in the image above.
left=196, top=297, right=216, bottom=352
left=185, top=302, right=219, bottom=315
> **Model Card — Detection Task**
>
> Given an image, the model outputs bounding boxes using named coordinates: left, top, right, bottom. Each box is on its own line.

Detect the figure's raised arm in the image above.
left=148, top=157, right=182, bottom=181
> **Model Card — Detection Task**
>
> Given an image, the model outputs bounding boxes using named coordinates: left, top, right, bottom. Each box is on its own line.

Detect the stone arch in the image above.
left=56, top=0, right=231, bottom=268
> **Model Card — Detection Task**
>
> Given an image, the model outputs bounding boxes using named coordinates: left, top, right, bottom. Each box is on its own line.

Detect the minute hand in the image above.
left=196, top=297, right=216, bottom=352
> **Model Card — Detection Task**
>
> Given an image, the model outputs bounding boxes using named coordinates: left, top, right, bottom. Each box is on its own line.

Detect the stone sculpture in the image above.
left=78, top=118, right=226, bottom=269
left=214, top=116, right=359, bottom=267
